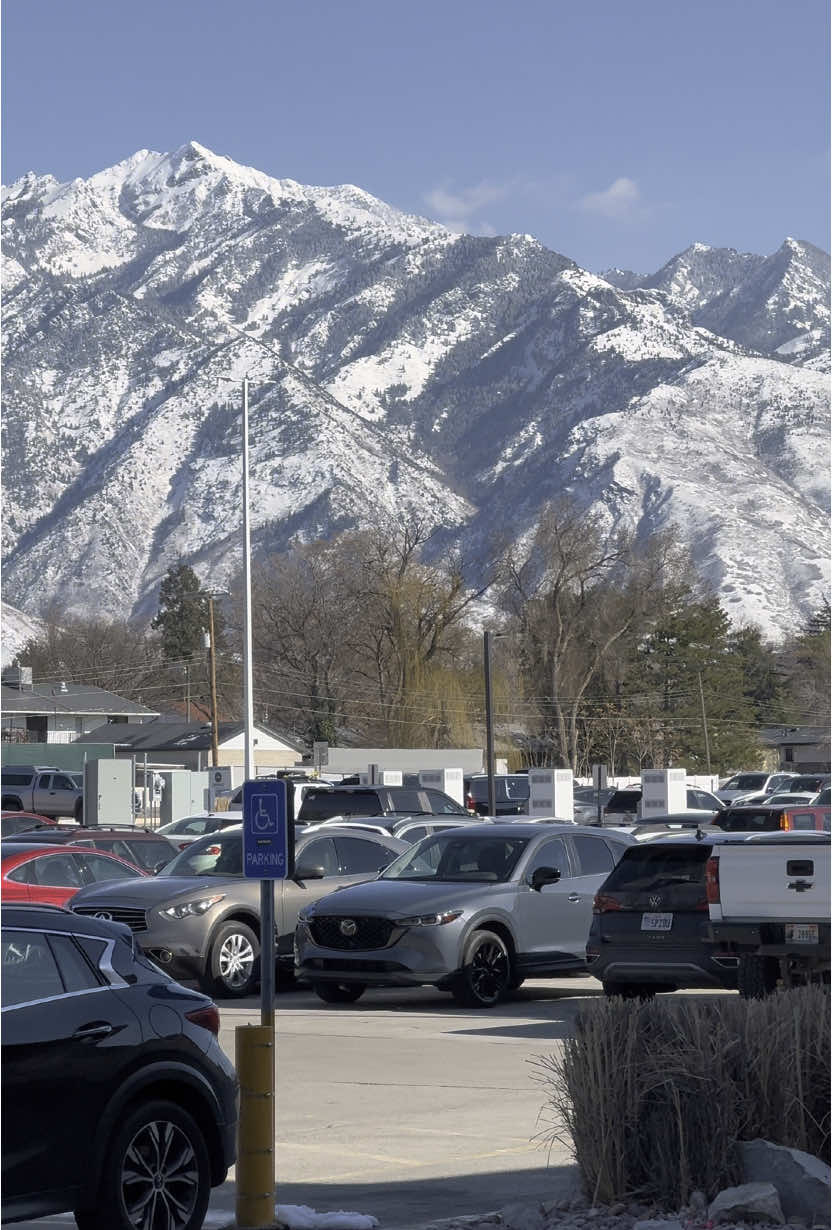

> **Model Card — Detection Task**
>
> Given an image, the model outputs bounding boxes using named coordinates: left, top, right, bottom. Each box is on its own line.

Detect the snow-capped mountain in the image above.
left=2, top=142, right=829, bottom=640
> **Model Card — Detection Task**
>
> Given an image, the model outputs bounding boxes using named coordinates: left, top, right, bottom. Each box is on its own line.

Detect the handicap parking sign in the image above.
left=242, top=779, right=290, bottom=879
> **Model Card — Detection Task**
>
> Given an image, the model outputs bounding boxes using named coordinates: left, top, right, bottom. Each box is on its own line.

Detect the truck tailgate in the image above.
left=714, top=844, right=830, bottom=920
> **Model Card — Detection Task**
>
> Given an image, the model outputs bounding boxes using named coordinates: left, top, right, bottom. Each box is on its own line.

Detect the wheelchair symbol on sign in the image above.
left=252, top=795, right=278, bottom=833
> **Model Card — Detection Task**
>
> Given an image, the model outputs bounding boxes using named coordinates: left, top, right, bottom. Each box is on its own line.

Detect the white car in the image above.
left=157, top=811, right=243, bottom=851
left=717, top=773, right=794, bottom=804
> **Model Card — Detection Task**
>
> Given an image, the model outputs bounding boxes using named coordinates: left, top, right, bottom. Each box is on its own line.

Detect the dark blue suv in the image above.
left=1, top=903, right=237, bottom=1229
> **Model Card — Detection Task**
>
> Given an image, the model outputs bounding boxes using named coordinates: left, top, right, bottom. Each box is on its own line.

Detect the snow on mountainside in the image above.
left=2, top=142, right=829, bottom=641
left=1, top=603, right=47, bottom=667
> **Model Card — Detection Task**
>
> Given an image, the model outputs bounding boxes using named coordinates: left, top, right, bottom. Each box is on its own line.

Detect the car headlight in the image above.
left=397, top=910, right=463, bottom=927
left=160, top=894, right=225, bottom=920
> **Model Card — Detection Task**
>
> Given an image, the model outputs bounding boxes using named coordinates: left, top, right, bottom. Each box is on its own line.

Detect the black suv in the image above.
left=296, top=784, right=468, bottom=825
left=3, top=824, right=177, bottom=873
left=587, top=833, right=739, bottom=996
left=1, top=903, right=237, bottom=1228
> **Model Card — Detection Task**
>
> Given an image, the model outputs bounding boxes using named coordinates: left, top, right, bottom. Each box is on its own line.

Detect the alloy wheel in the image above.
left=218, top=932, right=255, bottom=989
left=469, top=939, right=508, bottom=1003
left=120, top=1118, right=199, bottom=1229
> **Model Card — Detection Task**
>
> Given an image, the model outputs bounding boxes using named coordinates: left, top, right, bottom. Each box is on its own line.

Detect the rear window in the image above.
left=717, top=808, right=783, bottom=832
left=604, top=844, right=712, bottom=890
left=468, top=777, right=530, bottom=803
left=298, top=790, right=383, bottom=822
left=606, top=791, right=642, bottom=812
left=791, top=776, right=826, bottom=792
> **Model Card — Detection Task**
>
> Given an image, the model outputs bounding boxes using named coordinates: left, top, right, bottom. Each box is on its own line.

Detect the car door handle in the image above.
left=568, top=894, right=582, bottom=903
left=73, top=1023, right=114, bottom=1040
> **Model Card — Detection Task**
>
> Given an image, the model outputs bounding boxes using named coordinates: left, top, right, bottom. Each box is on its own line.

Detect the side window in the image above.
left=389, top=789, right=425, bottom=813
left=571, top=835, right=614, bottom=876
left=97, top=839, right=133, bottom=863
left=81, top=853, right=143, bottom=883
left=402, top=825, right=427, bottom=842
left=32, top=853, right=84, bottom=888
left=6, top=861, right=36, bottom=884
left=335, top=836, right=397, bottom=874
left=52, top=775, right=75, bottom=791
left=526, top=837, right=570, bottom=878
left=47, top=934, right=102, bottom=993
left=1, top=930, right=65, bottom=1006
left=37, top=775, right=53, bottom=790
left=425, top=790, right=465, bottom=815
left=789, top=811, right=815, bottom=831
left=298, top=837, right=339, bottom=875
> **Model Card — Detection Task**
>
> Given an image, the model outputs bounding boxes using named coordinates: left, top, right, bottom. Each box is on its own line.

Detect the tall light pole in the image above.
left=206, top=596, right=220, bottom=768
left=484, top=630, right=496, bottom=817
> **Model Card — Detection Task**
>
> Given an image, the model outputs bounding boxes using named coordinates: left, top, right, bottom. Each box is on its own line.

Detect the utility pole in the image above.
left=207, top=596, right=220, bottom=768
left=185, top=662, right=191, bottom=722
left=697, top=671, right=712, bottom=775
left=484, top=630, right=496, bottom=817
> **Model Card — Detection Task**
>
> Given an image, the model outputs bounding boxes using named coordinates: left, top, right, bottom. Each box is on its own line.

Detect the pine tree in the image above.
left=151, top=564, right=209, bottom=662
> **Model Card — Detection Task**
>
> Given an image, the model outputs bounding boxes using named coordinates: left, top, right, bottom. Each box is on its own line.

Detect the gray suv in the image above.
left=294, top=823, right=634, bottom=1008
left=71, top=824, right=407, bottom=997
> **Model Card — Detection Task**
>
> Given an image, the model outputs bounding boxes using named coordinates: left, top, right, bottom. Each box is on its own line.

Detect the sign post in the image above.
left=237, top=778, right=292, bottom=1230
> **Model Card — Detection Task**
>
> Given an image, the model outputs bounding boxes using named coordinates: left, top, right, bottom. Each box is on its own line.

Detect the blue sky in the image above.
left=2, top=0, right=828, bottom=272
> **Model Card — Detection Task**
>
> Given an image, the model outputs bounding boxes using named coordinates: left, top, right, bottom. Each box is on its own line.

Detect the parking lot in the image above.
left=11, top=975, right=733, bottom=1230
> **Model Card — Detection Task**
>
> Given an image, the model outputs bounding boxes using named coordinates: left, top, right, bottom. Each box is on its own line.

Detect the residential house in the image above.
left=1, top=665, right=159, bottom=743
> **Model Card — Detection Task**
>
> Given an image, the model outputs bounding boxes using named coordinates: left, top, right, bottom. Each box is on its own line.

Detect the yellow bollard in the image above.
left=235, top=1024, right=276, bottom=1230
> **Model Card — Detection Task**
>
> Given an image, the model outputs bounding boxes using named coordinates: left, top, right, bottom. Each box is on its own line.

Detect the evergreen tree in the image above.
left=151, top=564, right=209, bottom=662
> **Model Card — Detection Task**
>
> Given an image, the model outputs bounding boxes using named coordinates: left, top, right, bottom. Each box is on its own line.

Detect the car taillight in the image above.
left=705, top=855, right=720, bottom=904
left=185, top=1004, right=220, bottom=1036
left=593, top=892, right=622, bottom=913
left=465, top=793, right=476, bottom=812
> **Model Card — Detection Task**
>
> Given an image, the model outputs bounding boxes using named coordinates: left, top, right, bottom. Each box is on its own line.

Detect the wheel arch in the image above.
left=468, top=918, right=517, bottom=962
left=79, top=1063, right=230, bottom=1206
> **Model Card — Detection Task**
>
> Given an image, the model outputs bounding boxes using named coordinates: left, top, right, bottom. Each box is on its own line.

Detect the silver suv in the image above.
left=295, top=823, right=634, bottom=1008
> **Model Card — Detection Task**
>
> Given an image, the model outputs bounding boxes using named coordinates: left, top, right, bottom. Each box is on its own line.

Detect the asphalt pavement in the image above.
left=12, top=977, right=733, bottom=1229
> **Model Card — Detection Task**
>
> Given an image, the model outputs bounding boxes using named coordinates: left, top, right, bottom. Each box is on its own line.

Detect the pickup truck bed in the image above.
left=706, top=833, right=830, bottom=997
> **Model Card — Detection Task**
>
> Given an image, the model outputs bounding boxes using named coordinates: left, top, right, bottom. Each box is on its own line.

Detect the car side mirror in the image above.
left=531, top=866, right=561, bottom=892
left=295, top=862, right=326, bottom=880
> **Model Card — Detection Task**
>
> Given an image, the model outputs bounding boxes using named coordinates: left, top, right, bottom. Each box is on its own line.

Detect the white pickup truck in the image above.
left=706, top=832, right=830, bottom=997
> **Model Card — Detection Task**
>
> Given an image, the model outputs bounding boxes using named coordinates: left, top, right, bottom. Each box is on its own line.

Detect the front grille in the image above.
left=310, top=915, right=396, bottom=950
left=73, top=905, right=148, bottom=933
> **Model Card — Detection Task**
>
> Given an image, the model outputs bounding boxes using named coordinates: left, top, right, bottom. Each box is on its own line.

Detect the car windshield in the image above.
left=159, top=831, right=243, bottom=877
left=381, top=833, right=529, bottom=882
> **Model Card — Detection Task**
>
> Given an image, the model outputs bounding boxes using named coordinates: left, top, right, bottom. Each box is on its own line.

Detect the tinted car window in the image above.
left=388, top=789, right=425, bottom=813
left=604, top=844, right=711, bottom=890
left=382, top=834, right=529, bottom=882
left=1, top=930, right=65, bottom=1006
left=297, top=836, right=339, bottom=875
left=298, top=790, right=384, bottom=822
left=31, top=853, right=84, bottom=888
left=81, top=853, right=144, bottom=883
left=122, top=839, right=174, bottom=871
left=52, top=775, right=76, bottom=791
left=47, top=933, right=101, bottom=993
left=335, top=836, right=399, bottom=874
left=791, top=776, right=827, bottom=792
left=526, top=837, right=569, bottom=877
left=2, top=772, right=35, bottom=786
left=423, top=790, right=467, bottom=815
left=717, top=808, right=783, bottom=832
left=571, top=835, right=614, bottom=875
left=469, top=776, right=530, bottom=803
left=605, top=791, right=642, bottom=812
left=733, top=774, right=768, bottom=790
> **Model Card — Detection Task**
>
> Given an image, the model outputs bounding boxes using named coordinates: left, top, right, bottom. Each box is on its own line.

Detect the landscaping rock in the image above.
left=497, top=1203, right=546, bottom=1230
left=634, top=1220, right=683, bottom=1230
left=739, top=1140, right=831, bottom=1226
left=708, top=1182, right=785, bottom=1226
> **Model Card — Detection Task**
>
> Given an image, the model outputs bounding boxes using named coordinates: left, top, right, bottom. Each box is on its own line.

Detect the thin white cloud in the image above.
left=424, top=182, right=508, bottom=222
left=579, top=177, right=642, bottom=220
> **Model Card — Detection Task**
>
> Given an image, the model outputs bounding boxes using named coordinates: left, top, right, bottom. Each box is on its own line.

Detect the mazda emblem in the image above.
left=339, top=919, right=358, bottom=937
left=94, top=911, right=113, bottom=921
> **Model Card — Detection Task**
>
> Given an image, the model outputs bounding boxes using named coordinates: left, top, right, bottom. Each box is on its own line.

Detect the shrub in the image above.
left=532, top=988, right=830, bottom=1208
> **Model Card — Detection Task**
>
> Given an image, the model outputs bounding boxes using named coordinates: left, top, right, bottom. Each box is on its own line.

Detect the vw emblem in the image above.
left=648, top=895, right=663, bottom=909
left=94, top=911, right=113, bottom=921
left=339, top=919, right=358, bottom=937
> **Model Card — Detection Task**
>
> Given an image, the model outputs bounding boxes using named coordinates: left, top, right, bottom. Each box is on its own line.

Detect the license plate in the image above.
left=641, top=912, right=673, bottom=931
left=785, top=923, right=818, bottom=944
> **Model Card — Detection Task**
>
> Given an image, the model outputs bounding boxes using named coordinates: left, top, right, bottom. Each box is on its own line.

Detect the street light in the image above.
left=483, top=630, right=509, bottom=817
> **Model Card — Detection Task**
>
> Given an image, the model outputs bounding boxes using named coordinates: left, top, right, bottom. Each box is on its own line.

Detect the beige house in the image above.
left=77, top=718, right=306, bottom=772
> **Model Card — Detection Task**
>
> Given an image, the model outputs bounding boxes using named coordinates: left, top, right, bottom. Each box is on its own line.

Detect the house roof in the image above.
left=761, top=725, right=831, bottom=748
left=1, top=682, right=158, bottom=718
left=76, top=718, right=307, bottom=755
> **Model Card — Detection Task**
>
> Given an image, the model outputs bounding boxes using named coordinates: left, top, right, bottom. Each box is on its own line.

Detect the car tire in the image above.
left=74, top=1099, right=210, bottom=1230
left=451, top=929, right=511, bottom=1008
left=737, top=954, right=779, bottom=999
left=312, top=981, right=366, bottom=1004
left=207, top=921, right=260, bottom=998
left=602, top=981, right=657, bottom=999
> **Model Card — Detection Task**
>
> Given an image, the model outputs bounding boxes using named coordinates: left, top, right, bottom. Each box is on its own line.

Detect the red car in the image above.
left=1, top=841, right=148, bottom=907
left=1, top=811, right=58, bottom=838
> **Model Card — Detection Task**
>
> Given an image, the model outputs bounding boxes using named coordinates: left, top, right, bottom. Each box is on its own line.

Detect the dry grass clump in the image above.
left=532, top=988, right=830, bottom=1208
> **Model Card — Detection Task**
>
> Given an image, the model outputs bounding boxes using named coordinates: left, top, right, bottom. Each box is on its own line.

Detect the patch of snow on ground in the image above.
left=276, top=1206, right=378, bottom=1230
